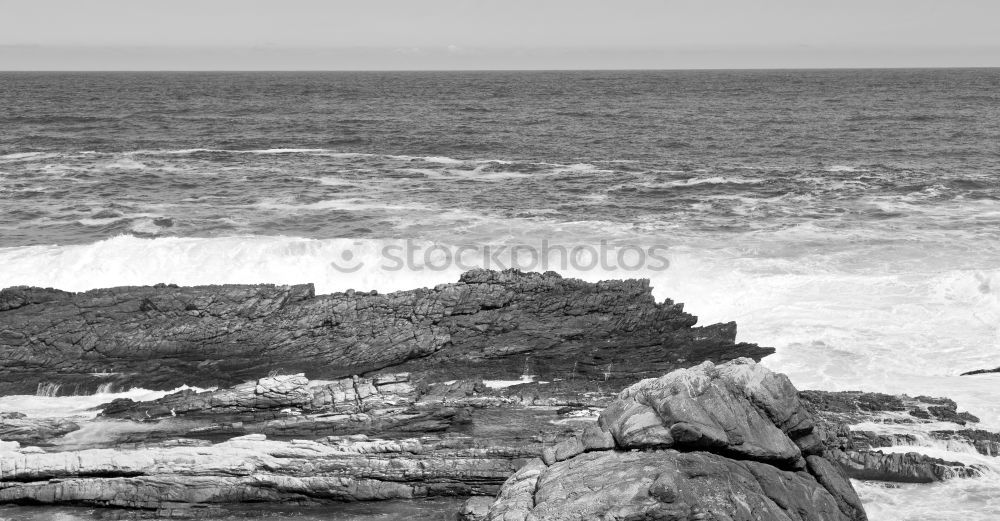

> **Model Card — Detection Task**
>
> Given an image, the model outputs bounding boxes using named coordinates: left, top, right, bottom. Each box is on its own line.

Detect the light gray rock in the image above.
left=0, top=412, right=80, bottom=445
left=599, top=358, right=813, bottom=468
left=459, top=495, right=495, bottom=521
left=485, top=459, right=546, bottom=521
left=483, top=360, right=867, bottom=521
left=505, top=450, right=849, bottom=521
left=0, top=435, right=521, bottom=507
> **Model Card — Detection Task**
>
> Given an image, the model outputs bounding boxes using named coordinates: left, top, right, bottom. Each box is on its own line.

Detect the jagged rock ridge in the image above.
left=0, top=269, right=771, bottom=395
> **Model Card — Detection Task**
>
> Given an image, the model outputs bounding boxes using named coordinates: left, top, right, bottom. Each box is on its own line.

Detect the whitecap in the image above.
left=658, top=176, right=763, bottom=187
left=0, top=151, right=63, bottom=163
left=0, top=385, right=210, bottom=419
left=826, top=165, right=868, bottom=172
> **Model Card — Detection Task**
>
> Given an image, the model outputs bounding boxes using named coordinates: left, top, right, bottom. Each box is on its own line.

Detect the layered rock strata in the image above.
left=0, top=270, right=771, bottom=395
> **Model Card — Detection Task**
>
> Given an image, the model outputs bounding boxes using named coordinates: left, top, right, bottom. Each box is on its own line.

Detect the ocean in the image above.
left=1, top=69, right=1000, bottom=520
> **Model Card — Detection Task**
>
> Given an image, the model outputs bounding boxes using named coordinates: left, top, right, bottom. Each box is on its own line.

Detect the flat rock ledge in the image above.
left=476, top=358, right=868, bottom=521
left=0, top=433, right=523, bottom=508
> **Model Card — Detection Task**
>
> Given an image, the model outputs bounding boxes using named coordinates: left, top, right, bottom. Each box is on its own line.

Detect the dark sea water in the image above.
left=2, top=69, right=1000, bottom=520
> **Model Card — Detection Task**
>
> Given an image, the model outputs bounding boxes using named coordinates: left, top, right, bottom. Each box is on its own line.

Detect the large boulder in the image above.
left=483, top=359, right=867, bottom=521
left=502, top=450, right=848, bottom=521
left=599, top=358, right=817, bottom=468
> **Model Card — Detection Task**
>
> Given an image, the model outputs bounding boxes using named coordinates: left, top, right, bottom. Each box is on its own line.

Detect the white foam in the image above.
left=415, top=155, right=464, bottom=164
left=248, top=148, right=330, bottom=154
left=2, top=232, right=1000, bottom=430
left=255, top=197, right=430, bottom=213
left=77, top=213, right=160, bottom=227
left=0, top=386, right=208, bottom=419
left=658, top=176, right=764, bottom=187
left=483, top=375, right=538, bottom=389
left=0, top=151, right=62, bottom=161
left=848, top=421, right=1000, bottom=521
left=856, top=477, right=1000, bottom=521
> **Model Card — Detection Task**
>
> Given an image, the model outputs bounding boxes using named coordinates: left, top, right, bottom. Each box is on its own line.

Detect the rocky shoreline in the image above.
left=1, top=270, right=997, bottom=520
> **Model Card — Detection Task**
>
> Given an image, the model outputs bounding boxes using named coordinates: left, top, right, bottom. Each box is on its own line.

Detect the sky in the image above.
left=1, top=0, right=998, bottom=70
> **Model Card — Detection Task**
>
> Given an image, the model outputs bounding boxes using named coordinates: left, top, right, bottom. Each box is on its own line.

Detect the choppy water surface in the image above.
left=2, top=69, right=1000, bottom=519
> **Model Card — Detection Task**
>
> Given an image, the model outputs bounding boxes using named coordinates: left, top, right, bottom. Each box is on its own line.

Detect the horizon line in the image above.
left=3, top=66, right=1000, bottom=73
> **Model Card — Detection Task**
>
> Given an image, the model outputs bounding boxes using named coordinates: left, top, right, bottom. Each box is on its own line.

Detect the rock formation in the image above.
left=800, top=390, right=989, bottom=483
left=2, top=270, right=998, bottom=519
left=0, top=434, right=524, bottom=508
left=960, top=366, right=1000, bottom=376
left=0, top=269, right=771, bottom=395
left=479, top=359, right=868, bottom=521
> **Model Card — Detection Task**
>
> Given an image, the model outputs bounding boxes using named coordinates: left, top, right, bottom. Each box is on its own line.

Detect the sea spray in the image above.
left=851, top=421, right=1000, bottom=520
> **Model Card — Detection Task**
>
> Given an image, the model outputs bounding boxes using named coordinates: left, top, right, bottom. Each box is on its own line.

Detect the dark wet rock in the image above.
left=848, top=430, right=919, bottom=450
left=799, top=391, right=906, bottom=417
left=152, top=217, right=174, bottom=227
left=807, top=455, right=868, bottom=521
left=0, top=269, right=772, bottom=395
left=930, top=429, right=1000, bottom=457
left=800, top=390, right=981, bottom=435
left=0, top=412, right=80, bottom=445
left=799, top=390, right=995, bottom=485
left=482, top=359, right=866, bottom=521
left=960, top=366, right=1000, bottom=376
left=828, top=448, right=984, bottom=483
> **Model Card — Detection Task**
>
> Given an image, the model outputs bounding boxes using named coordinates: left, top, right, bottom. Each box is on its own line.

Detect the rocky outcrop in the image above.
left=12, top=270, right=994, bottom=519
left=598, top=358, right=821, bottom=467
left=799, top=391, right=980, bottom=426
left=93, top=373, right=471, bottom=444
left=0, top=270, right=772, bottom=395
left=481, top=359, right=867, bottom=521
left=100, top=373, right=417, bottom=421
left=800, top=390, right=989, bottom=483
left=828, top=449, right=983, bottom=483
left=0, top=372, right=604, bottom=512
left=930, top=429, right=1000, bottom=457
left=960, top=366, right=1000, bottom=376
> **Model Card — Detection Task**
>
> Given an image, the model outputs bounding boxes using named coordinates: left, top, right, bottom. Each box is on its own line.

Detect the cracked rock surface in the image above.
left=481, top=359, right=868, bottom=521
left=0, top=269, right=771, bottom=395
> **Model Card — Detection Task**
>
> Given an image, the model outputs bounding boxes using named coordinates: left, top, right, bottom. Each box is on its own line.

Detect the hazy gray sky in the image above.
left=2, top=0, right=998, bottom=70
